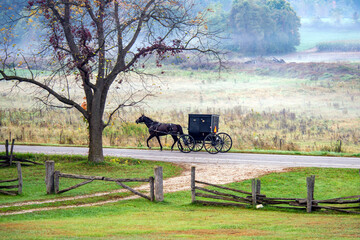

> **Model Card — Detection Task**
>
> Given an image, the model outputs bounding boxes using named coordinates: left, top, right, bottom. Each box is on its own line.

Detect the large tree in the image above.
left=0, top=0, right=220, bottom=163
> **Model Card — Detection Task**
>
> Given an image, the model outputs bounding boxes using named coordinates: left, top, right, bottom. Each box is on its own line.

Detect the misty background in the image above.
left=1, top=0, right=360, bottom=57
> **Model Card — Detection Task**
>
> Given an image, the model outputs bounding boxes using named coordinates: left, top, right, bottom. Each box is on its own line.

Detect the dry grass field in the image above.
left=1, top=58, right=360, bottom=153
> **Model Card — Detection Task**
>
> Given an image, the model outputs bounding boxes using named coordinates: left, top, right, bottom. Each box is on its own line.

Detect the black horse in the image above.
left=135, top=115, right=184, bottom=151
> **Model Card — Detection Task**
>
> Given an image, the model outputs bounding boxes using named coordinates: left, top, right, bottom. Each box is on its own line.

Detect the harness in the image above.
left=151, top=123, right=180, bottom=136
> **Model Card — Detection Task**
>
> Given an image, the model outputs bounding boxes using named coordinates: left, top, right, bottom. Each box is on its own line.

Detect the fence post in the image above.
left=154, top=166, right=164, bottom=202
left=5, top=139, right=9, bottom=157
left=256, top=179, right=261, bottom=195
left=149, top=177, right=155, bottom=202
left=54, top=171, right=60, bottom=194
left=45, top=161, right=55, bottom=194
left=252, top=179, right=257, bottom=206
left=16, top=162, right=22, bottom=194
left=306, top=175, right=316, bottom=213
left=191, top=166, right=196, bottom=203
left=9, top=139, right=15, bottom=166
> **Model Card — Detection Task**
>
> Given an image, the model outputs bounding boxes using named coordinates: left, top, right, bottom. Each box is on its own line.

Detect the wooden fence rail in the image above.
left=191, top=166, right=360, bottom=214
left=45, top=161, right=163, bottom=202
left=53, top=171, right=155, bottom=201
left=0, top=139, right=15, bottom=167
left=1, top=139, right=42, bottom=167
left=0, top=162, right=23, bottom=195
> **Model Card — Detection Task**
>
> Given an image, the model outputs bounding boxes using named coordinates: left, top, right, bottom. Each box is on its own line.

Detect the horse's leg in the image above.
left=155, top=135, right=162, bottom=151
left=147, top=134, right=155, bottom=149
left=171, top=135, right=178, bottom=151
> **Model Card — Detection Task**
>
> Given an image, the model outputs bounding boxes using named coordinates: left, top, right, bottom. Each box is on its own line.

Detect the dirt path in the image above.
left=0, top=164, right=286, bottom=216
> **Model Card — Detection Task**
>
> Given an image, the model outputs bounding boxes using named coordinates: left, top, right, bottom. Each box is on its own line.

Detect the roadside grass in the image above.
left=0, top=168, right=359, bottom=239
left=3, top=141, right=360, bottom=158
left=0, top=153, right=183, bottom=205
left=231, top=149, right=360, bottom=157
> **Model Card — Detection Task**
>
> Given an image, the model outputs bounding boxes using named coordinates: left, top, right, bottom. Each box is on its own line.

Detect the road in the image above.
left=13, top=145, right=360, bottom=168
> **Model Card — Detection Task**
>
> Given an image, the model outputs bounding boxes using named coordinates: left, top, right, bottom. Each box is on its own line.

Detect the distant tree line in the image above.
left=229, top=0, right=300, bottom=54
left=207, top=0, right=300, bottom=55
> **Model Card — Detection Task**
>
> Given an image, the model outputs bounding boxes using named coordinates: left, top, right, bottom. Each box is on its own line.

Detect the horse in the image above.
left=135, top=115, right=184, bottom=151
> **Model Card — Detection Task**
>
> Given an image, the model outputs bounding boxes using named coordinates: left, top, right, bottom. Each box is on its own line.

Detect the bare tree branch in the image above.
left=0, top=70, right=88, bottom=118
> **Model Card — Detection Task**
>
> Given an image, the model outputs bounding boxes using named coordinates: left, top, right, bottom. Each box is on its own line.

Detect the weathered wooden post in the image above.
left=54, top=171, right=60, bottom=194
left=191, top=166, right=196, bottom=203
left=9, top=139, right=15, bottom=166
left=16, top=162, right=22, bottom=194
left=252, top=179, right=257, bottom=206
left=256, top=179, right=261, bottom=195
left=149, top=176, right=155, bottom=202
left=306, top=175, right=316, bottom=213
left=5, top=139, right=9, bottom=159
left=154, top=166, right=164, bottom=202
left=45, top=161, right=55, bottom=194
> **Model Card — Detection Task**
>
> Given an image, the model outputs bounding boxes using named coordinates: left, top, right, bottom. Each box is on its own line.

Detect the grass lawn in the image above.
left=0, top=153, right=183, bottom=205
left=226, top=167, right=360, bottom=200
left=0, top=192, right=359, bottom=240
left=0, top=156, right=359, bottom=239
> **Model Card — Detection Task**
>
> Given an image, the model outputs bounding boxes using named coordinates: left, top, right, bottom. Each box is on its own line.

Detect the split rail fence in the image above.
left=191, top=167, right=360, bottom=214
left=1, top=139, right=42, bottom=167
left=0, top=162, right=23, bottom=195
left=45, top=161, right=164, bottom=202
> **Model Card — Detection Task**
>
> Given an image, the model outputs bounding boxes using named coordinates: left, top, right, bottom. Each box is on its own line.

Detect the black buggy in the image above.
left=177, top=114, right=232, bottom=154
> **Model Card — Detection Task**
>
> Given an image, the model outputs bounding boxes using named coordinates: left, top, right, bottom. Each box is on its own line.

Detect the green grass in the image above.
left=298, top=27, right=360, bottom=51
left=231, top=149, right=360, bottom=157
left=1, top=196, right=359, bottom=239
left=317, top=40, right=360, bottom=52
left=0, top=153, right=183, bottom=205
left=0, top=167, right=359, bottom=239
left=226, top=168, right=359, bottom=200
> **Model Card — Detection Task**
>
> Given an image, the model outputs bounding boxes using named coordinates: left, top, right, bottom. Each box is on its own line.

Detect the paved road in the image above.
left=13, top=145, right=360, bottom=168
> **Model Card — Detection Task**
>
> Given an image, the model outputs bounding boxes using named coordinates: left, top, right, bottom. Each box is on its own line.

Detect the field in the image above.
left=1, top=60, right=360, bottom=154
left=297, top=27, right=360, bottom=52
left=0, top=154, right=359, bottom=239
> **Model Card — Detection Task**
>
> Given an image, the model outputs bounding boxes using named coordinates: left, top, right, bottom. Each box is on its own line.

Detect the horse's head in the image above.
left=135, top=115, right=145, bottom=124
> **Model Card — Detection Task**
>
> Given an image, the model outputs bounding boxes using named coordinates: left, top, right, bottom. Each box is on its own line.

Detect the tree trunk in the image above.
left=88, top=111, right=104, bottom=163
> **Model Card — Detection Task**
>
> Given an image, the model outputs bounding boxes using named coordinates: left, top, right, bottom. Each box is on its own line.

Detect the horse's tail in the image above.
left=176, top=124, right=184, bottom=135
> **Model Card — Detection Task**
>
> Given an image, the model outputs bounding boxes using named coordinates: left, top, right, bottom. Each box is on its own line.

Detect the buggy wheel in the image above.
left=204, top=134, right=221, bottom=154
left=192, top=141, right=203, bottom=152
left=177, top=134, right=195, bottom=153
left=217, top=132, right=232, bottom=153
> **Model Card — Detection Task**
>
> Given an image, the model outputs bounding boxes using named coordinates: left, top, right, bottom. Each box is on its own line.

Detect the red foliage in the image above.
left=27, top=0, right=97, bottom=72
